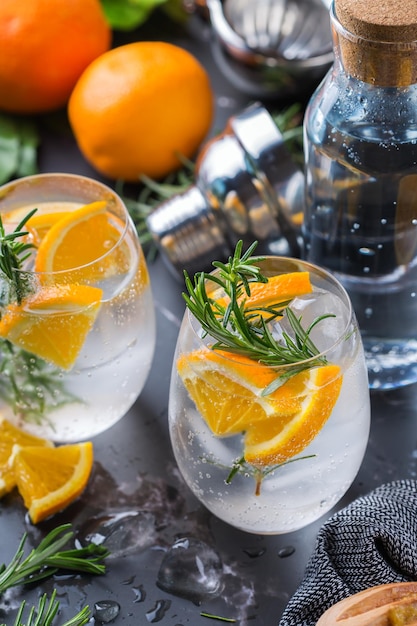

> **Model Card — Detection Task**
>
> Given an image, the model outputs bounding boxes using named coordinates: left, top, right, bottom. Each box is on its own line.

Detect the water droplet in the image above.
left=359, top=247, right=375, bottom=257
left=243, top=547, right=266, bottom=558
left=157, top=537, right=224, bottom=603
left=146, top=599, right=171, bottom=623
left=132, top=585, right=146, bottom=603
left=93, top=600, right=121, bottom=623
left=278, top=545, right=295, bottom=558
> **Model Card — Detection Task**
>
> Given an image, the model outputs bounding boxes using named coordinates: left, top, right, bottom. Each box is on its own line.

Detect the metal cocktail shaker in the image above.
left=146, top=103, right=304, bottom=278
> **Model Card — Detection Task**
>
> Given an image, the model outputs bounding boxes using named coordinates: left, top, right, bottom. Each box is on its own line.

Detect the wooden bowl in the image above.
left=316, top=582, right=417, bottom=625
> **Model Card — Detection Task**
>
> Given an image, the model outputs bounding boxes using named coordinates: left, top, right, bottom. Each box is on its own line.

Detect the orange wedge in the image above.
left=243, top=271, right=312, bottom=309
left=244, top=364, right=342, bottom=466
left=34, top=200, right=128, bottom=279
left=178, top=348, right=317, bottom=436
left=0, top=284, right=102, bottom=370
left=13, top=441, right=93, bottom=524
left=26, top=210, right=72, bottom=244
left=0, top=415, right=53, bottom=497
left=212, top=271, right=313, bottom=315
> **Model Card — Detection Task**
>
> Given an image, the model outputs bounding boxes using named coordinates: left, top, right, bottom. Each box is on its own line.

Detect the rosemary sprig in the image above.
left=0, top=524, right=109, bottom=594
left=0, top=340, right=79, bottom=424
left=0, top=209, right=37, bottom=307
left=182, top=240, right=332, bottom=390
left=200, top=612, right=236, bottom=623
left=2, top=590, right=91, bottom=626
left=224, top=453, right=316, bottom=495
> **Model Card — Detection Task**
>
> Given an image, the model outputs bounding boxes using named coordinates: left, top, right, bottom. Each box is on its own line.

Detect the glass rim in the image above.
left=0, top=173, right=131, bottom=276
left=186, top=254, right=354, bottom=372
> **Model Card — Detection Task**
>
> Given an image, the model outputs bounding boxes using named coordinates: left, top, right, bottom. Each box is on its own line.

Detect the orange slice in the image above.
left=0, top=284, right=102, bottom=370
left=244, top=364, right=342, bottom=466
left=26, top=210, right=72, bottom=244
left=212, top=271, right=313, bottom=315
left=34, top=200, right=128, bottom=279
left=0, top=415, right=53, bottom=497
left=13, top=441, right=93, bottom=524
left=178, top=348, right=315, bottom=436
left=242, top=271, right=312, bottom=309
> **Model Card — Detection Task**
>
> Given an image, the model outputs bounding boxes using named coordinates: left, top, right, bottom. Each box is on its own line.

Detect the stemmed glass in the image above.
left=168, top=246, right=370, bottom=534
left=0, top=173, right=156, bottom=442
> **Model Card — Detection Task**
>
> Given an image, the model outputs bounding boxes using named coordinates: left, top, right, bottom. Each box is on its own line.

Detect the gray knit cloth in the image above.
left=279, top=480, right=417, bottom=626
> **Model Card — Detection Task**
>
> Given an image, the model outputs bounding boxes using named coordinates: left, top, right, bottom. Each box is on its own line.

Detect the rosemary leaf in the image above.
left=200, top=612, right=236, bottom=623
left=0, top=524, right=109, bottom=594
left=182, top=240, right=331, bottom=390
left=0, top=340, right=79, bottom=424
left=0, top=590, right=91, bottom=626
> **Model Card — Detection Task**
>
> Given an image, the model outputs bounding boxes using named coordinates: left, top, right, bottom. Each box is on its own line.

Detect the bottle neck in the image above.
left=331, top=1, right=417, bottom=87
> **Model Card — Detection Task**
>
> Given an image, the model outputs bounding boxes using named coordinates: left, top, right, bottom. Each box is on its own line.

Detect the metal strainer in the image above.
left=201, top=0, right=333, bottom=98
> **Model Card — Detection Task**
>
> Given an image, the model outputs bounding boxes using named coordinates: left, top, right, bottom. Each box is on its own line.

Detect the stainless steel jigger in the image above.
left=146, top=103, right=304, bottom=278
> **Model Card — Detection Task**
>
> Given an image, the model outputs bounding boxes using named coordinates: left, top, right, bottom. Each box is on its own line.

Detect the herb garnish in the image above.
left=0, top=524, right=108, bottom=594
left=225, top=454, right=316, bottom=495
left=1, top=590, right=91, bottom=626
left=0, top=341, right=79, bottom=424
left=182, top=240, right=333, bottom=392
left=0, top=209, right=37, bottom=307
left=200, top=612, right=237, bottom=623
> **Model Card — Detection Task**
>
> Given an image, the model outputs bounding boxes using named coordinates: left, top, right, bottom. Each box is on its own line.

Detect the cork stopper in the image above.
left=334, top=0, right=417, bottom=86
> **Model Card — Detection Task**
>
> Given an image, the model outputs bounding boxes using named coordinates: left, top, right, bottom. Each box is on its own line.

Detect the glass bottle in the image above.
left=303, top=0, right=417, bottom=390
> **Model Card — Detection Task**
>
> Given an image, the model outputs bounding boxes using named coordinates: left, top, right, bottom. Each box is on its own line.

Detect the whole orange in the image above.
left=0, top=0, right=111, bottom=114
left=68, top=41, right=214, bottom=182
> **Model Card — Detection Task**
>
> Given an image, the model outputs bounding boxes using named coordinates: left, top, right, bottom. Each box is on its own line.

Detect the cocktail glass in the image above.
left=0, top=173, right=156, bottom=442
left=168, top=252, right=370, bottom=534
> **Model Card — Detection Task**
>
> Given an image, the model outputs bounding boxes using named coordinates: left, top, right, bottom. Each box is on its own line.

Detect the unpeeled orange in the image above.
left=0, top=0, right=111, bottom=114
left=68, top=41, right=214, bottom=181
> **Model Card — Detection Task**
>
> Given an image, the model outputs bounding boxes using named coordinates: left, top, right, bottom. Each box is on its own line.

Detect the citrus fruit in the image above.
left=212, top=271, right=313, bottom=313
left=34, top=200, right=131, bottom=283
left=0, top=283, right=103, bottom=370
left=0, top=415, right=53, bottom=498
left=244, top=364, right=342, bottom=466
left=242, top=271, right=312, bottom=309
left=178, top=348, right=320, bottom=436
left=13, top=441, right=93, bottom=524
left=26, top=209, right=73, bottom=245
left=68, top=41, right=214, bottom=181
left=0, top=0, right=111, bottom=114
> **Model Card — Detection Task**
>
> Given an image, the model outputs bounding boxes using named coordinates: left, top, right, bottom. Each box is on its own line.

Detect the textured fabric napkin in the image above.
left=279, top=479, right=417, bottom=626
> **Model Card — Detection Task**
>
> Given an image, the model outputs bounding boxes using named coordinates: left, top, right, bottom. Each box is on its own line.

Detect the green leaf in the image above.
left=16, top=119, right=40, bottom=178
left=0, top=114, right=39, bottom=185
left=101, top=0, right=168, bottom=30
left=0, top=115, right=20, bottom=185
